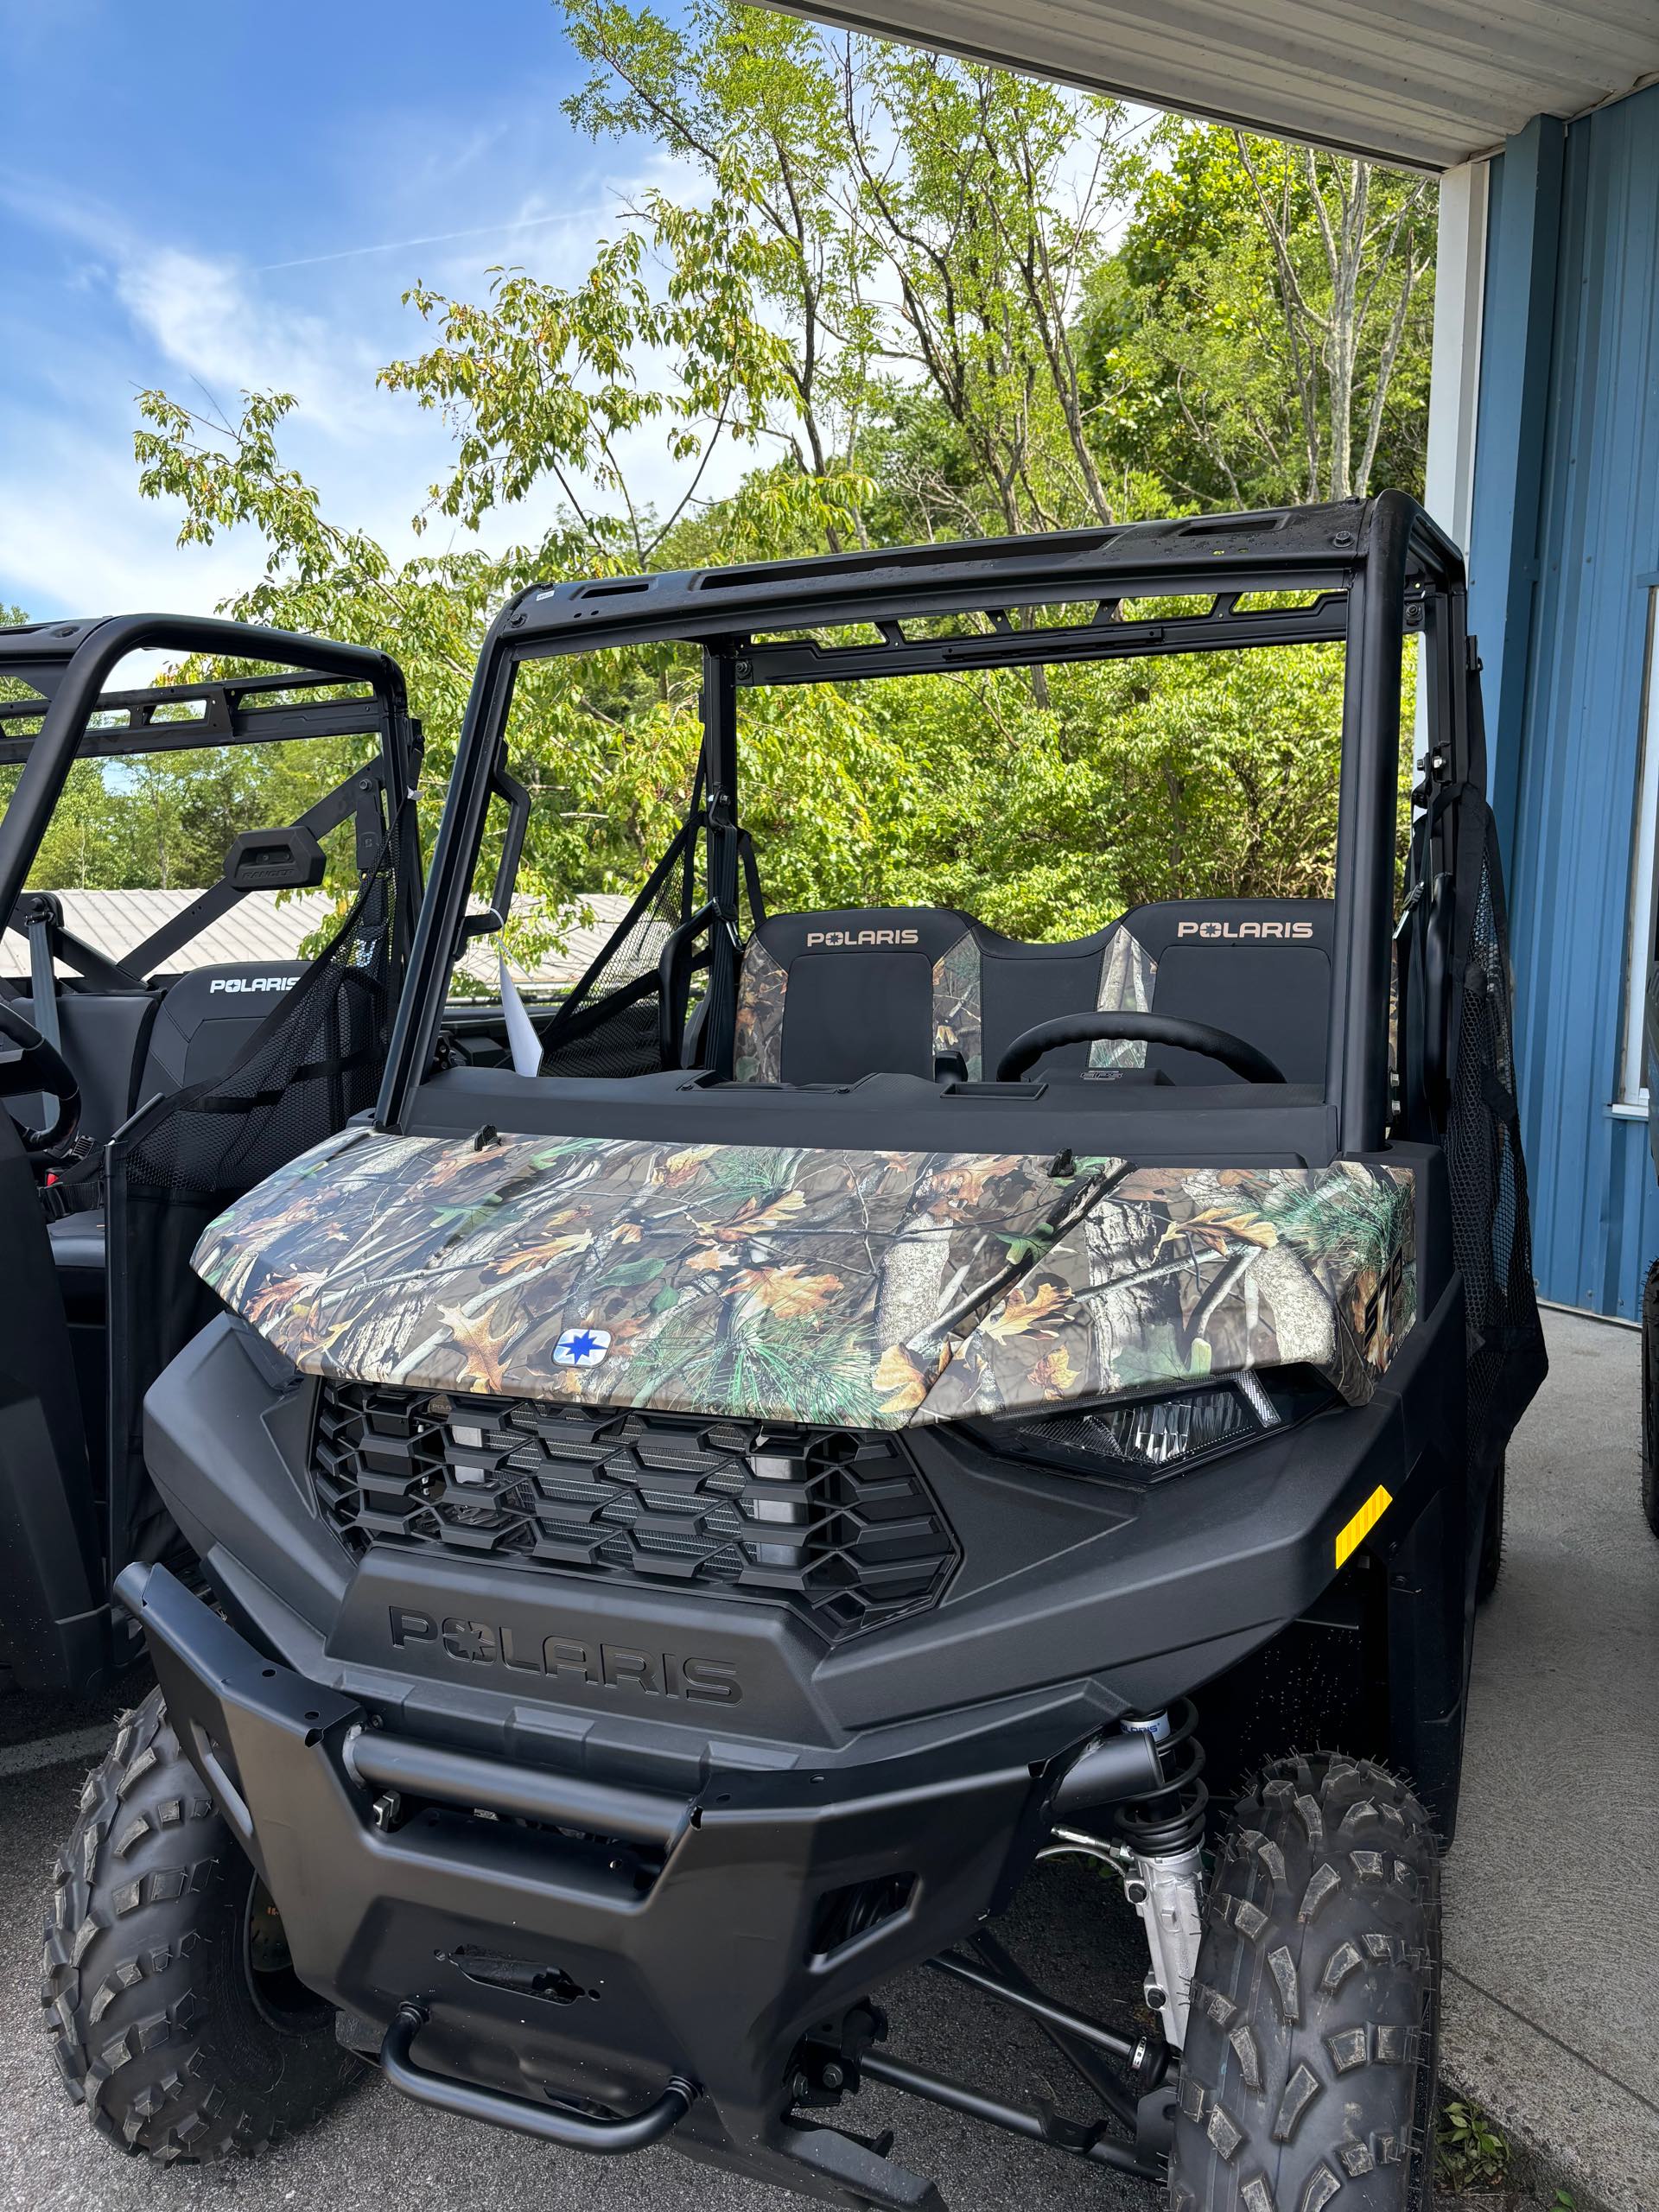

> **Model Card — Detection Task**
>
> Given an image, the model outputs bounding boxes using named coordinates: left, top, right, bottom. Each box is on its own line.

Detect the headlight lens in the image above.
left=988, top=1368, right=1329, bottom=1484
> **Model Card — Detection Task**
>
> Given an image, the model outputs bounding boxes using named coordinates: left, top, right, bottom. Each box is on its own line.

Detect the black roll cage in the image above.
left=0, top=617, right=422, bottom=978
left=0, top=616, right=424, bottom=1695
left=379, top=491, right=1471, bottom=1154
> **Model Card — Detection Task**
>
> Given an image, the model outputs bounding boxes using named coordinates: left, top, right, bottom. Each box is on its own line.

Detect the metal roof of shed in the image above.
left=42, top=889, right=337, bottom=978
left=24, top=886, right=635, bottom=991
left=765, top=0, right=1659, bottom=168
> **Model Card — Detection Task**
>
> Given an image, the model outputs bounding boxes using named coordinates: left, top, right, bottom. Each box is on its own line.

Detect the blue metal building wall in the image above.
left=1470, top=81, right=1659, bottom=1319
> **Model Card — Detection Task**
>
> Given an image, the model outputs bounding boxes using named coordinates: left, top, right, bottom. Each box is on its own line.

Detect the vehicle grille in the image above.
left=311, top=1384, right=958, bottom=1643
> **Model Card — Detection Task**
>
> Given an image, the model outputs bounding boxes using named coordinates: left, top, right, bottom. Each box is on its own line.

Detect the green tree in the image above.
left=109, top=17, right=1434, bottom=944
left=425, top=1, right=1139, bottom=543
left=1078, top=123, right=1434, bottom=509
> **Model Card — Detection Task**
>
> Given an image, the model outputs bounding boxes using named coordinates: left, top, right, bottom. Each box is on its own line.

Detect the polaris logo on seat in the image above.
left=1175, top=920, right=1315, bottom=941
left=208, top=975, right=296, bottom=994
left=388, top=1609, right=743, bottom=1701
left=804, top=928, right=920, bottom=949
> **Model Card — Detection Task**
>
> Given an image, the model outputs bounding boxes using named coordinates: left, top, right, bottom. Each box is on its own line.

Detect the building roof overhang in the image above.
left=762, top=0, right=1659, bottom=168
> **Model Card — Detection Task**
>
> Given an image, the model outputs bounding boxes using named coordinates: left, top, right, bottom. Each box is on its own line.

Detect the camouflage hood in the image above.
left=194, top=1128, right=1414, bottom=1429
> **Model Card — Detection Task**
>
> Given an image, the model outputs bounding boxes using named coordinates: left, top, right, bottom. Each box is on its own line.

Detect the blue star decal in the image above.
left=554, top=1326, right=612, bottom=1369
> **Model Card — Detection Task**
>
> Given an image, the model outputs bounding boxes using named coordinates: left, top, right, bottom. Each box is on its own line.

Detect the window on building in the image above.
left=1617, top=588, right=1659, bottom=1111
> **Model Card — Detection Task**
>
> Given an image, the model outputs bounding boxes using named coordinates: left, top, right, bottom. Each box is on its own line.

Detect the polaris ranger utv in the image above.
left=48, top=498, right=1544, bottom=2207
left=0, top=616, right=421, bottom=1697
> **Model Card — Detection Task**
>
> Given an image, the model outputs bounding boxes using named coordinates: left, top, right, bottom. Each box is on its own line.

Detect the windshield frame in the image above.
left=378, top=493, right=1469, bottom=1154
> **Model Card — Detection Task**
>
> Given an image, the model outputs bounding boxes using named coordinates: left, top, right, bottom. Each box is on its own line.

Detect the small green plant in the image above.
left=1549, top=2192, right=1577, bottom=2210
left=1437, top=2095, right=1513, bottom=2190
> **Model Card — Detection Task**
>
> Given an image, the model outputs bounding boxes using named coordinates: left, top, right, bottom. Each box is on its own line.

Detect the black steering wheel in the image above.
left=0, top=1002, right=82, bottom=1154
left=995, top=1011, right=1287, bottom=1085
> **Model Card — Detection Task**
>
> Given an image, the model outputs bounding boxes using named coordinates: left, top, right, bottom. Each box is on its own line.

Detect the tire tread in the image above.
left=1168, top=1753, right=1440, bottom=2211
left=41, top=1687, right=356, bottom=2164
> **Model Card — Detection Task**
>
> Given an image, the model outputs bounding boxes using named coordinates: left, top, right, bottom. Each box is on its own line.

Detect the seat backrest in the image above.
left=136, top=963, right=309, bottom=1103
left=9, top=987, right=160, bottom=1146
left=733, top=906, right=1133, bottom=1084
left=734, top=909, right=978, bottom=1084
left=5, top=958, right=319, bottom=1150
left=731, top=898, right=1333, bottom=1089
left=1112, top=898, right=1335, bottom=1084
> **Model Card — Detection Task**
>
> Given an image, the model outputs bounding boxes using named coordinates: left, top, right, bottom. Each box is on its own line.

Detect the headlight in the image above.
left=988, top=1367, right=1332, bottom=1484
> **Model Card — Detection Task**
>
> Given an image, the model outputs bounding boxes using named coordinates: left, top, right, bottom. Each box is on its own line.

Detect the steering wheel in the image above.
left=995, top=1011, right=1287, bottom=1085
left=0, top=1002, right=82, bottom=1154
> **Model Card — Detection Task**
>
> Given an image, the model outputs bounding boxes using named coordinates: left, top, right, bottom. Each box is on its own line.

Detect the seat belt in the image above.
left=22, top=894, right=62, bottom=1054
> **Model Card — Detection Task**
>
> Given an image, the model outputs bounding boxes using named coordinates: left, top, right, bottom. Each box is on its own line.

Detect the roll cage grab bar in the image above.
left=378, top=491, right=1471, bottom=1156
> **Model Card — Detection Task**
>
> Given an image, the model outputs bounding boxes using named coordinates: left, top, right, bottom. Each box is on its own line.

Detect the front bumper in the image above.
left=121, top=1560, right=1048, bottom=2206
left=123, top=1260, right=1466, bottom=2194
left=143, top=1303, right=1459, bottom=1768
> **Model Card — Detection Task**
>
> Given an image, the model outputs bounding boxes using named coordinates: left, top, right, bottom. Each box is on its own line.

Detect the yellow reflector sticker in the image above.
left=1335, top=1484, right=1393, bottom=1568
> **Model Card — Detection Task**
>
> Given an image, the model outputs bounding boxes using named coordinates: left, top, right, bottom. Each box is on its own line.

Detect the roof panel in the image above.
left=761, top=0, right=1659, bottom=167
left=44, top=888, right=338, bottom=977
left=27, top=886, right=636, bottom=990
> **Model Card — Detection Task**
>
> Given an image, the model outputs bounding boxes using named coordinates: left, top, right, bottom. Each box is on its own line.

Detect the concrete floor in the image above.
left=0, top=1308, right=1650, bottom=2210
left=0, top=1770, right=1156, bottom=2212
left=1441, top=1309, right=1659, bottom=2209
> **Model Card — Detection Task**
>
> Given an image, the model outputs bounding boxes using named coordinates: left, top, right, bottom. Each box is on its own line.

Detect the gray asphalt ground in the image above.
left=1, top=1308, right=1645, bottom=2210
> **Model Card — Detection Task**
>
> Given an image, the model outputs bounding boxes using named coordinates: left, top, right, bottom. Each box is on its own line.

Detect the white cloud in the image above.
left=0, top=178, right=397, bottom=441
left=0, top=409, right=253, bottom=618
left=0, top=130, right=761, bottom=624
left=256, top=206, right=614, bottom=275
left=112, top=246, right=385, bottom=440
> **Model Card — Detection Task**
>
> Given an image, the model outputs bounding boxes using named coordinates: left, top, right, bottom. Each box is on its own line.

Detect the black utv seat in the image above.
left=732, top=906, right=1128, bottom=1086
left=731, top=899, right=1333, bottom=1089
left=734, top=907, right=982, bottom=1085
left=134, top=963, right=309, bottom=1097
left=1110, top=897, right=1335, bottom=1084
left=39, top=961, right=309, bottom=1299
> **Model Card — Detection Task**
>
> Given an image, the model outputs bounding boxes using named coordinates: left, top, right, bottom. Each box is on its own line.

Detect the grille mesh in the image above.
left=312, top=1384, right=957, bottom=1643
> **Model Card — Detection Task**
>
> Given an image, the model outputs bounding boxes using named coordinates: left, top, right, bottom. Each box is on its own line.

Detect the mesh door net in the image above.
left=531, top=772, right=763, bottom=1080
left=1442, top=790, right=1548, bottom=1476
left=106, top=831, right=408, bottom=1570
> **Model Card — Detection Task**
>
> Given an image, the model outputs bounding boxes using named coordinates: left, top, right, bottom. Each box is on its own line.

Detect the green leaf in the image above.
left=606, top=1256, right=670, bottom=1283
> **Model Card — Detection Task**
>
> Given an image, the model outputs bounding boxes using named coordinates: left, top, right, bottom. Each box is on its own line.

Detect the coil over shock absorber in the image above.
left=1113, top=1702, right=1208, bottom=2053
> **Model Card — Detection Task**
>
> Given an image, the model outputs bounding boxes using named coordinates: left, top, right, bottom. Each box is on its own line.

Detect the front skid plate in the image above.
left=118, top=1560, right=1039, bottom=2206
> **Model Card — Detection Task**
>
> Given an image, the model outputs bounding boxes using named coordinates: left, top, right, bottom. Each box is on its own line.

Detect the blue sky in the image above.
left=0, top=0, right=688, bottom=620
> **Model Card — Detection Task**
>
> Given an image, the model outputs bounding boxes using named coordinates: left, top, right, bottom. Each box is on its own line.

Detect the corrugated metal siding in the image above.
left=23, top=887, right=639, bottom=990
left=47, top=889, right=337, bottom=975
left=1484, top=80, right=1659, bottom=1317
left=770, top=0, right=1659, bottom=169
